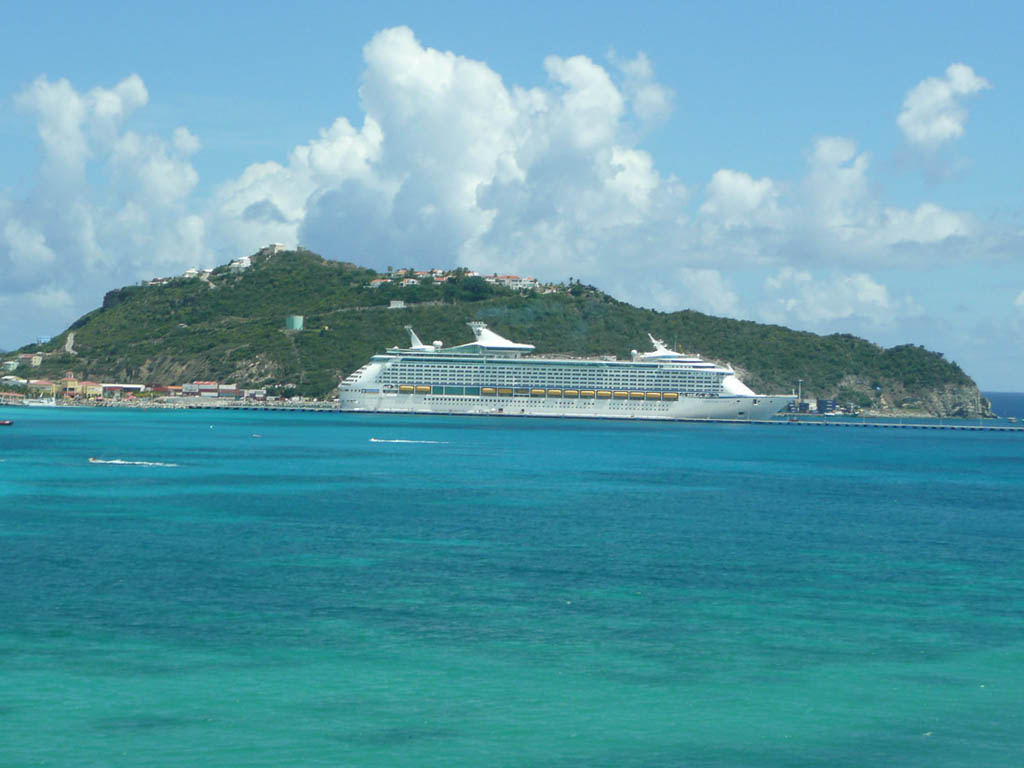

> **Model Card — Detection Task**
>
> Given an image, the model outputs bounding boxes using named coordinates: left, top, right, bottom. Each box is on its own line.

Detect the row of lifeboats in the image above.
left=395, top=385, right=679, bottom=401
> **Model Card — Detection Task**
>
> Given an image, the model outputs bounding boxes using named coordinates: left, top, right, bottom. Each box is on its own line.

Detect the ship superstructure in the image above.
left=338, top=323, right=794, bottom=420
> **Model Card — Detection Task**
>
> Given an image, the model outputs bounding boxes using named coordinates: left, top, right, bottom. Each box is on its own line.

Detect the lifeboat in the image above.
left=415, top=385, right=431, bottom=394
left=613, top=391, right=628, bottom=399
left=399, top=385, right=415, bottom=394
left=629, top=392, right=645, bottom=400
left=531, top=389, right=546, bottom=397
left=547, top=389, right=562, bottom=397
left=596, top=391, right=612, bottom=399
left=497, top=388, right=513, bottom=396
left=481, top=387, right=497, bottom=396
left=663, top=392, right=679, bottom=401
left=580, top=390, right=596, bottom=398
left=563, top=390, right=579, bottom=397
left=646, top=392, right=662, bottom=400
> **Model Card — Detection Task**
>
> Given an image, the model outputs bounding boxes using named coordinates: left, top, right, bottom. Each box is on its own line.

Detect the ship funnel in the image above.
left=648, top=334, right=670, bottom=353
left=405, top=325, right=425, bottom=348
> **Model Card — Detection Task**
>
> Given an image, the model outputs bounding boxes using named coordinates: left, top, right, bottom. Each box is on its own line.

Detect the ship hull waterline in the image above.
left=337, top=392, right=793, bottom=421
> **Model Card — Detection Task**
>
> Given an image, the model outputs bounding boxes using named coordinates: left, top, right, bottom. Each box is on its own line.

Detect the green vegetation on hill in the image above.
left=13, top=249, right=985, bottom=416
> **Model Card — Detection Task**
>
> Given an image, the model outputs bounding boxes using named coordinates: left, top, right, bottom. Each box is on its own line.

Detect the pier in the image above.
left=701, top=417, right=1023, bottom=432
left=4, top=397, right=1020, bottom=432
left=174, top=401, right=1024, bottom=432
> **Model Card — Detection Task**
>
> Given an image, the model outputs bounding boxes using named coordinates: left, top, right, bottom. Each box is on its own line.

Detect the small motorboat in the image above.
left=0, top=419, right=13, bottom=426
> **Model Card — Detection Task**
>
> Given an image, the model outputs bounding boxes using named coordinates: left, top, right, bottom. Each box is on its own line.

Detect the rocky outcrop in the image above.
left=872, top=384, right=993, bottom=419
left=816, top=375, right=992, bottom=419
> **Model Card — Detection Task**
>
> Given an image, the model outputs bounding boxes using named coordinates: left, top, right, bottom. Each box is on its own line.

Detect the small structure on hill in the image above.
left=285, top=315, right=304, bottom=331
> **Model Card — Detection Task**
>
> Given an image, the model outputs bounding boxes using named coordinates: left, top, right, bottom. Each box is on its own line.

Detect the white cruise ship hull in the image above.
left=338, top=324, right=795, bottom=422
left=337, top=390, right=792, bottom=421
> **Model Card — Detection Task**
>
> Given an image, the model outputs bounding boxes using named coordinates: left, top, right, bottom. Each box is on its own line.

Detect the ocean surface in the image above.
left=1, top=405, right=1023, bottom=767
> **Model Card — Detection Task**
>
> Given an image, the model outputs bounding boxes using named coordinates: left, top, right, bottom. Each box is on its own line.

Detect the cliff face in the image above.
left=130, top=353, right=287, bottom=390
left=873, top=383, right=993, bottom=419
left=824, top=374, right=993, bottom=419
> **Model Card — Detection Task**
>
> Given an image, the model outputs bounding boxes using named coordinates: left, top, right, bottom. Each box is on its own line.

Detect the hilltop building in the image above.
left=364, top=267, right=544, bottom=291
left=484, top=274, right=541, bottom=291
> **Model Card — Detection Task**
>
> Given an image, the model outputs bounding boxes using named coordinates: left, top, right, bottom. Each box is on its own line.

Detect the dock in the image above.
left=4, top=397, right=1019, bottom=432
left=698, top=417, right=1023, bottom=432
left=174, top=401, right=1024, bottom=432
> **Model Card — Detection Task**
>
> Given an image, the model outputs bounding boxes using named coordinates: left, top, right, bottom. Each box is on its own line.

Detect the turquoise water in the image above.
left=1, top=406, right=1023, bottom=767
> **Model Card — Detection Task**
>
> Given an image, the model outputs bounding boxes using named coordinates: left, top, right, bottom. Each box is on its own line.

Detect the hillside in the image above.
left=10, top=249, right=990, bottom=417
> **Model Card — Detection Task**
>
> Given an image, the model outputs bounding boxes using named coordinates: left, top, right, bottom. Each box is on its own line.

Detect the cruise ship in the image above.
left=338, top=323, right=795, bottom=421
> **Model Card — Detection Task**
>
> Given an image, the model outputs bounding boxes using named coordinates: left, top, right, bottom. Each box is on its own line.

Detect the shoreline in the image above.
left=2, top=397, right=1021, bottom=432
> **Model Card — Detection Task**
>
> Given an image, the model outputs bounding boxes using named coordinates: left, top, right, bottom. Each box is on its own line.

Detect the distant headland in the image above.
left=0, top=247, right=992, bottom=419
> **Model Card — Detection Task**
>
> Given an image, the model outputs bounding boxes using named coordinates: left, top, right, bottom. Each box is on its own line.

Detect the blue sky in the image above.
left=1, top=1, right=1022, bottom=388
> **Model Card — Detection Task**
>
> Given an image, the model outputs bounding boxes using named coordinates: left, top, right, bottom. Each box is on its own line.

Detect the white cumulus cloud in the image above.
left=654, top=268, right=741, bottom=318
left=761, top=268, right=922, bottom=327
left=0, top=29, right=1011, bottom=357
left=1, top=74, right=209, bottom=344
left=611, top=50, right=674, bottom=126
left=699, top=169, right=782, bottom=231
left=898, top=63, right=991, bottom=149
left=2, top=217, right=58, bottom=289
left=204, top=32, right=986, bottom=319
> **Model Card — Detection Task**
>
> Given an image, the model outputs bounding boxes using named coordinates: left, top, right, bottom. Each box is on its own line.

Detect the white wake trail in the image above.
left=88, top=458, right=179, bottom=467
left=369, top=438, right=448, bottom=445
